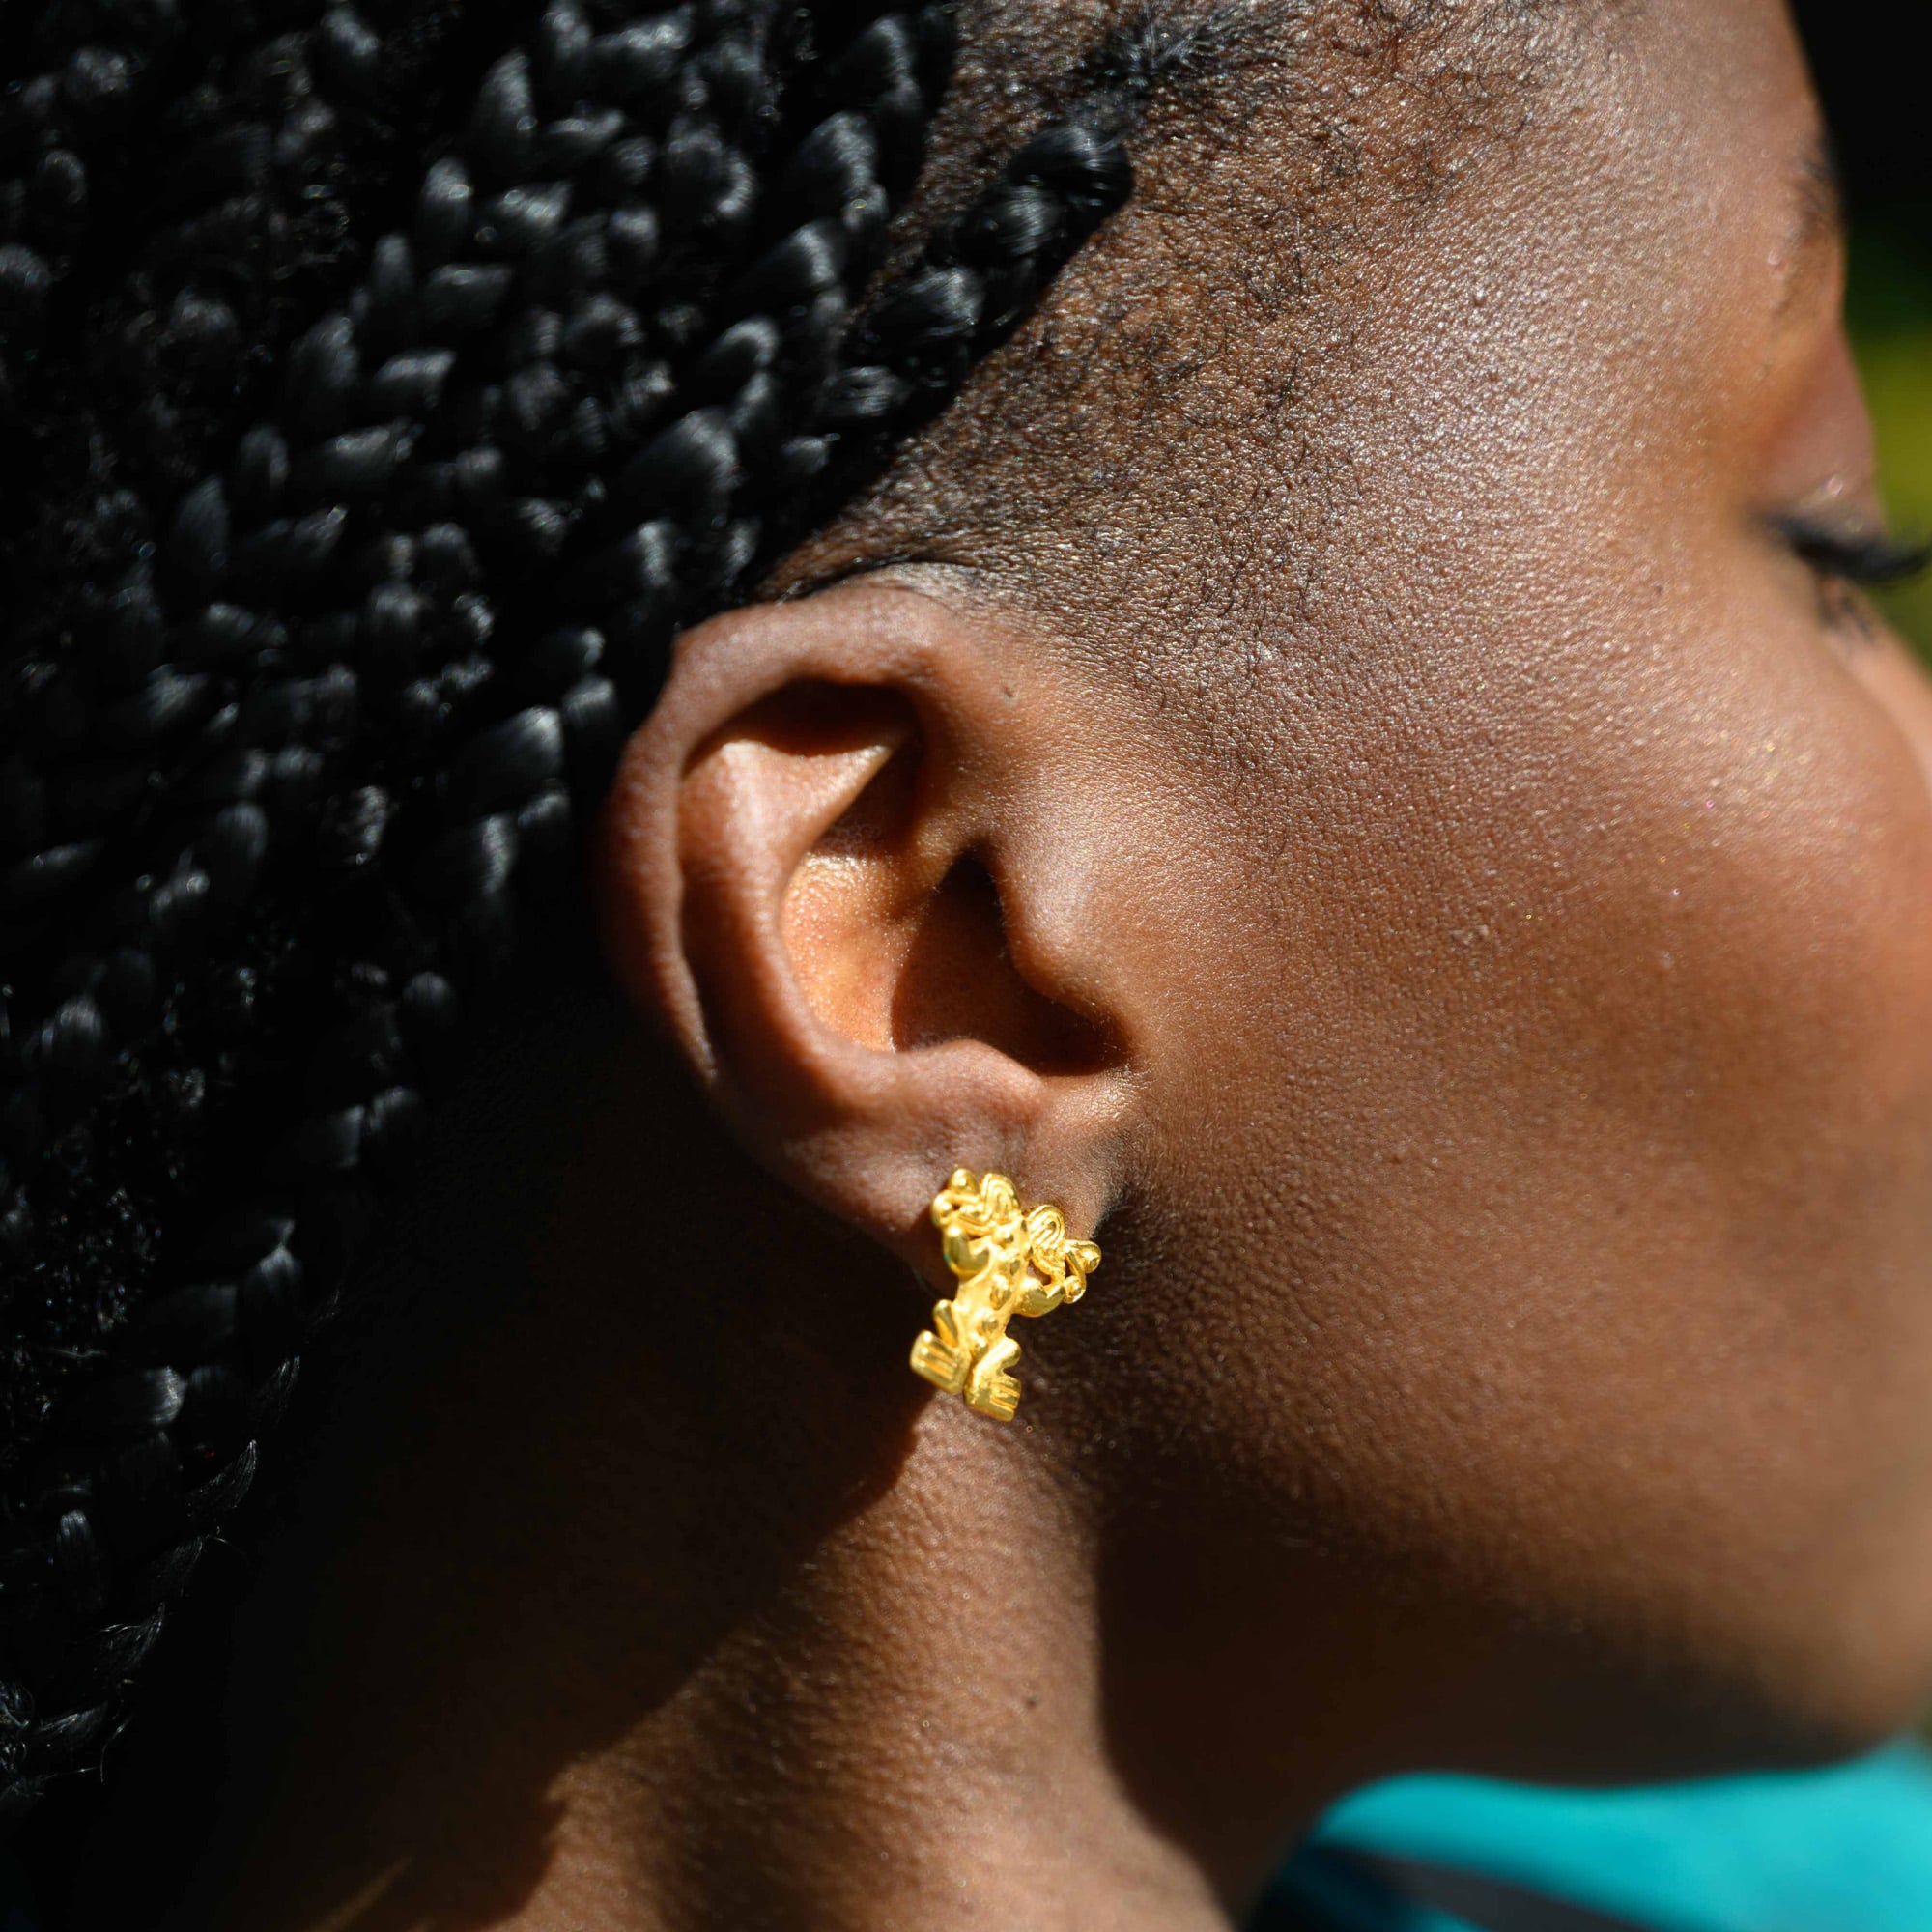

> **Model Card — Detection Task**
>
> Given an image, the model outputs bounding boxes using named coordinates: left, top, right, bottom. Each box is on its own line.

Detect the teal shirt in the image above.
left=1264, top=1742, right=1932, bottom=1931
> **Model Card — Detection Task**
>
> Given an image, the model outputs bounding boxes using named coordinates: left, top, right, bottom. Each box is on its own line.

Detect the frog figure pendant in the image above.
left=910, top=1170, right=1101, bottom=1422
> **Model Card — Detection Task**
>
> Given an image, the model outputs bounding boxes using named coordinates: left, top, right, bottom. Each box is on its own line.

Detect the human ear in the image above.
left=595, top=579, right=1132, bottom=1265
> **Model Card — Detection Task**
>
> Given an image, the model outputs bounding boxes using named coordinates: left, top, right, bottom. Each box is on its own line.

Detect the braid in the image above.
left=0, top=0, right=1138, bottom=1830
left=0, top=0, right=189, bottom=387
left=0, top=0, right=481, bottom=651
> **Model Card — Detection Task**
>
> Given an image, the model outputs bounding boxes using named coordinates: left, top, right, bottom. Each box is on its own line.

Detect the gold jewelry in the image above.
left=911, top=1170, right=1100, bottom=1422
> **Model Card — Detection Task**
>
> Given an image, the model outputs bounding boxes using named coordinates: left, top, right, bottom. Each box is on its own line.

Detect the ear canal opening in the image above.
left=890, top=852, right=1113, bottom=1076
left=776, top=699, right=1113, bottom=1075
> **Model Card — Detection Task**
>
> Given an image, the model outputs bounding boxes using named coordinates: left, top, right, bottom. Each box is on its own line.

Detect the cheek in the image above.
left=1126, top=579, right=1932, bottom=1749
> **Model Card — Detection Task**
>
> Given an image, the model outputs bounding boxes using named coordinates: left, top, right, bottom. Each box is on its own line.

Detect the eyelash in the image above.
left=1780, top=517, right=1932, bottom=591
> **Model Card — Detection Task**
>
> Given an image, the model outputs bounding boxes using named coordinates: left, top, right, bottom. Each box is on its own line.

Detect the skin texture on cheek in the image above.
left=1023, top=0, right=1932, bottom=1770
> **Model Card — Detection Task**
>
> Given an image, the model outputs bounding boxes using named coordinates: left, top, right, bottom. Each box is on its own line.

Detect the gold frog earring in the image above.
left=911, top=1170, right=1101, bottom=1421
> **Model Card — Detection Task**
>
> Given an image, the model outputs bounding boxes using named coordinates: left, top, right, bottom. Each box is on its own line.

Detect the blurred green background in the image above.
left=1853, top=224, right=1932, bottom=657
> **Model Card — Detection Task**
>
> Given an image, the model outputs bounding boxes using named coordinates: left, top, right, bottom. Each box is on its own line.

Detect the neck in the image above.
left=538, top=1422, right=1223, bottom=1932
left=149, top=992, right=1259, bottom=1932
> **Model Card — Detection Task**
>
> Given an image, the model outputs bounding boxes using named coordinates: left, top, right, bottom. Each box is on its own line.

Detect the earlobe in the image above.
left=595, top=580, right=1130, bottom=1261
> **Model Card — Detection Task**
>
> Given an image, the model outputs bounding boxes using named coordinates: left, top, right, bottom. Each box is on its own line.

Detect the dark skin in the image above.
left=138, top=0, right=1932, bottom=1926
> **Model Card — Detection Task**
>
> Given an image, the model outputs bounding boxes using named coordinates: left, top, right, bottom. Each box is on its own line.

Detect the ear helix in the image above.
left=911, top=1170, right=1101, bottom=1422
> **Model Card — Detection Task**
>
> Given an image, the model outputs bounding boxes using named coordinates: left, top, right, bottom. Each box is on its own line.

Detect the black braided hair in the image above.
left=0, top=0, right=1148, bottom=1831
